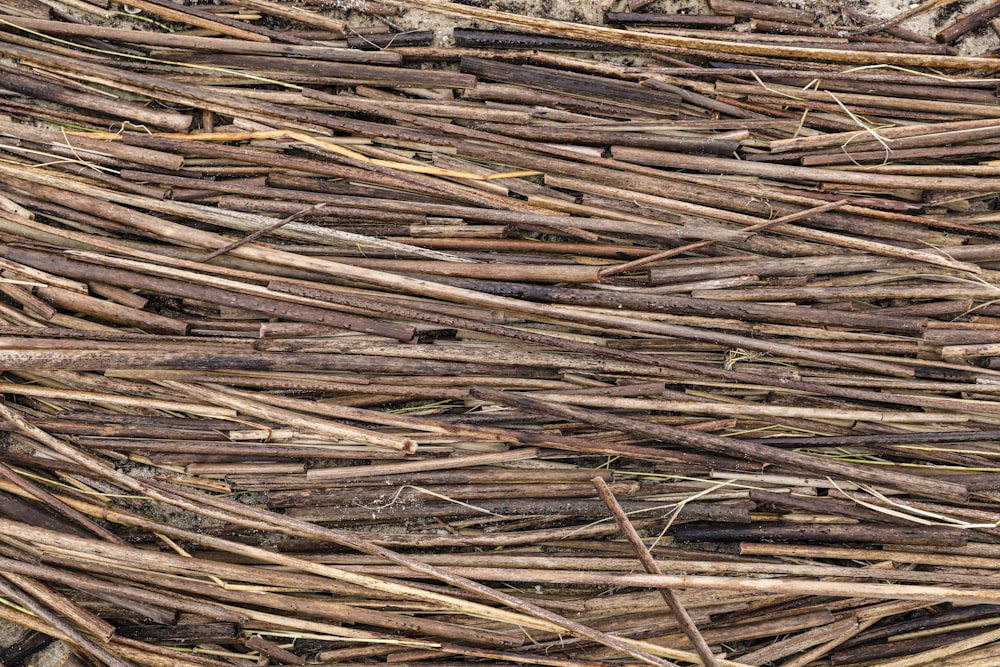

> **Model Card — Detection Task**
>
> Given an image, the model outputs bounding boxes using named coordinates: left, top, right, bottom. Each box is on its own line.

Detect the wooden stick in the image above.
left=612, top=146, right=1000, bottom=195
left=850, top=0, right=957, bottom=36
left=0, top=380, right=235, bottom=417
left=741, top=544, right=1000, bottom=570
left=113, top=0, right=272, bottom=41
left=161, top=381, right=417, bottom=452
left=225, top=0, right=346, bottom=36
left=0, top=575, right=131, bottom=667
left=198, top=203, right=327, bottom=262
left=598, top=199, right=850, bottom=278
left=844, top=6, right=939, bottom=42
left=593, top=477, right=719, bottom=667
left=379, top=0, right=1000, bottom=69
left=469, top=387, right=969, bottom=502
left=0, top=14, right=396, bottom=60
left=536, top=395, right=968, bottom=424
left=709, top=0, right=815, bottom=25
left=937, top=0, right=1000, bottom=43
left=0, top=67, right=190, bottom=133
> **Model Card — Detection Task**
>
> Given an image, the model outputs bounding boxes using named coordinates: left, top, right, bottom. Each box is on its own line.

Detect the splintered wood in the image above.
left=2, top=1, right=1000, bottom=666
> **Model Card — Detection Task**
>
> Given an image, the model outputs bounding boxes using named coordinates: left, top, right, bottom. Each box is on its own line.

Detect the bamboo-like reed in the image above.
left=1, top=1, right=1000, bottom=666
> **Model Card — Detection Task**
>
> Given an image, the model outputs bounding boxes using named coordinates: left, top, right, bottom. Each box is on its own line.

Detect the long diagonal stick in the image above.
left=593, top=477, right=721, bottom=667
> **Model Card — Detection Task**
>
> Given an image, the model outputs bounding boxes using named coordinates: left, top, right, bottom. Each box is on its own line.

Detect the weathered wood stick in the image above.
left=611, top=146, right=1000, bottom=193
left=0, top=14, right=397, bottom=61
left=0, top=575, right=130, bottom=667
left=225, top=0, right=347, bottom=36
left=936, top=0, right=1000, bottom=43
left=469, top=387, right=969, bottom=502
left=113, top=0, right=272, bottom=41
left=379, top=0, right=1000, bottom=69
left=0, top=63, right=191, bottom=132
left=594, top=477, right=720, bottom=667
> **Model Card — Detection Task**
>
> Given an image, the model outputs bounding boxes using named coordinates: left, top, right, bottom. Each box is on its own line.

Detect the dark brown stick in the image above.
left=198, top=203, right=326, bottom=262
left=593, top=477, right=718, bottom=667
left=0, top=62, right=191, bottom=132
left=936, top=0, right=1000, bottom=43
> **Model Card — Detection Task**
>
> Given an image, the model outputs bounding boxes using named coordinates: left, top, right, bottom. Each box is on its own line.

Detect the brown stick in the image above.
left=225, top=0, right=346, bottom=35
left=936, top=0, right=1000, bottom=42
left=612, top=145, right=1000, bottom=196
left=0, top=14, right=397, bottom=61
left=0, top=62, right=192, bottom=132
left=848, top=0, right=955, bottom=36
left=162, top=381, right=417, bottom=452
left=380, top=0, right=1000, bottom=69
left=708, top=0, right=815, bottom=25
left=0, top=574, right=131, bottom=667
left=198, top=204, right=326, bottom=262
left=598, top=199, right=850, bottom=278
left=112, top=0, right=271, bottom=41
left=469, top=387, right=968, bottom=502
left=593, top=477, right=718, bottom=667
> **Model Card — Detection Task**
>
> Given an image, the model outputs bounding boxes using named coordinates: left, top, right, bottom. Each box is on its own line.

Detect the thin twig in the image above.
left=593, top=476, right=719, bottom=667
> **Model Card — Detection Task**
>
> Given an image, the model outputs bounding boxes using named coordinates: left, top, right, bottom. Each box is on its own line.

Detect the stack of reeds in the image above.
left=2, top=0, right=1000, bottom=665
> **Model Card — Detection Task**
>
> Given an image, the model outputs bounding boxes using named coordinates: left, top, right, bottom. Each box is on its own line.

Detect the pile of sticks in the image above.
left=2, top=0, right=1000, bottom=665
